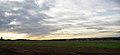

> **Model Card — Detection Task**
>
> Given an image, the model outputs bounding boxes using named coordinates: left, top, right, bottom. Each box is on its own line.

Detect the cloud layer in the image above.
left=0, top=0, right=120, bottom=39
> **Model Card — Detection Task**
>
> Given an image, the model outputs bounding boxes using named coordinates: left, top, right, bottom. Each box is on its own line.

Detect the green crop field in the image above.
left=0, top=40, right=120, bottom=48
left=0, top=40, right=120, bottom=55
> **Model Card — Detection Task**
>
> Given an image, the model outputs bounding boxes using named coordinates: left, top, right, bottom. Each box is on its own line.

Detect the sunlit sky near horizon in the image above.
left=0, top=0, right=120, bottom=40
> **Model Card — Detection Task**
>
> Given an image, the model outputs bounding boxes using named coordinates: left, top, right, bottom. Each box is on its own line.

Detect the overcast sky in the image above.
left=0, top=0, right=120, bottom=40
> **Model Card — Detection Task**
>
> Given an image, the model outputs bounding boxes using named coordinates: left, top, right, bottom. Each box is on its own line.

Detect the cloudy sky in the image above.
left=0, top=0, right=120, bottom=40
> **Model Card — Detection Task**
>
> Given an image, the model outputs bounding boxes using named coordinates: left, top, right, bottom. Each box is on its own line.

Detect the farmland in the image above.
left=0, top=40, right=120, bottom=55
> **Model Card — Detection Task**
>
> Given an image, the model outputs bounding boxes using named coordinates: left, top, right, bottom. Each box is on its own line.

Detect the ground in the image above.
left=0, top=40, right=120, bottom=55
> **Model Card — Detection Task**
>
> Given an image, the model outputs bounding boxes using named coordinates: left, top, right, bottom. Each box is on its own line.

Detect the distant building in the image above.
left=0, top=37, right=4, bottom=40
left=1, top=37, right=2, bottom=39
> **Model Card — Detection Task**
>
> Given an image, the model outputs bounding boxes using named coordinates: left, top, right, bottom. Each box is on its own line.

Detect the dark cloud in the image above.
left=0, top=0, right=61, bottom=36
left=99, top=31, right=120, bottom=33
left=86, top=27, right=106, bottom=30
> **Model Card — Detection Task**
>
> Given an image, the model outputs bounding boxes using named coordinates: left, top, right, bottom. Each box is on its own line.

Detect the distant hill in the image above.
left=47, top=37, right=120, bottom=41
left=0, top=37, right=120, bottom=41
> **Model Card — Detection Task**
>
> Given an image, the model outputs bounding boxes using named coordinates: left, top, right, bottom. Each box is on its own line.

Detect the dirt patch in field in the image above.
left=0, top=45, right=120, bottom=55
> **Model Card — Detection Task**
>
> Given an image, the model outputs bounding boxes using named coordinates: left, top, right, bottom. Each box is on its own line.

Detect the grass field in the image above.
left=0, top=40, right=120, bottom=48
left=0, top=40, right=120, bottom=55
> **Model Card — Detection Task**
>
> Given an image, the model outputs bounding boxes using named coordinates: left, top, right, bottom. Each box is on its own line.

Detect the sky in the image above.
left=0, top=0, right=120, bottom=40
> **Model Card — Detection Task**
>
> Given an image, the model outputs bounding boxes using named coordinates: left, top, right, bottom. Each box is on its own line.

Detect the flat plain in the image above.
left=0, top=40, right=120, bottom=55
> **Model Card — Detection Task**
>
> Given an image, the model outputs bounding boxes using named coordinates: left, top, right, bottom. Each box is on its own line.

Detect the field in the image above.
left=0, top=40, right=120, bottom=55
